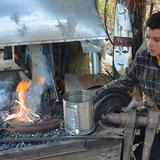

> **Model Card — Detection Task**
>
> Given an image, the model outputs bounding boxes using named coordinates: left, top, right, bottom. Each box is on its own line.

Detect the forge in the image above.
left=0, top=0, right=122, bottom=159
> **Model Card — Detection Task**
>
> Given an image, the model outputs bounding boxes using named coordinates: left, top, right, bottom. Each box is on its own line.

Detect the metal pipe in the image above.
left=102, top=113, right=160, bottom=129
left=91, top=52, right=101, bottom=74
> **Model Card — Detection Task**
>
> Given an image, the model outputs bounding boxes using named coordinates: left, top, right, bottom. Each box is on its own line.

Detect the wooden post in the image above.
left=131, top=0, right=147, bottom=56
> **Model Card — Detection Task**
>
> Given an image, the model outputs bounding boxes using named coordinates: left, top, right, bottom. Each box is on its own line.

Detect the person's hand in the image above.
left=94, top=85, right=108, bottom=105
left=95, top=85, right=108, bottom=96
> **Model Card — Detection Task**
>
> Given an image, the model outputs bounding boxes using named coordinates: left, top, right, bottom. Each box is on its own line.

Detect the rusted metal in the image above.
left=102, top=112, right=160, bottom=129
left=78, top=74, right=106, bottom=89
left=5, top=117, right=60, bottom=134
left=0, top=139, right=122, bottom=160
left=113, top=37, right=133, bottom=47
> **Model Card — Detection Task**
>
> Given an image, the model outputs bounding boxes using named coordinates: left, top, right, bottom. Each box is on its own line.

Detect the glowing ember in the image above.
left=5, top=80, right=40, bottom=122
left=14, top=51, right=19, bottom=61
left=36, top=77, right=46, bottom=85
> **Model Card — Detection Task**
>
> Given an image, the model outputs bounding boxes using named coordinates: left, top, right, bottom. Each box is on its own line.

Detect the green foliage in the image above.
left=97, top=0, right=105, bottom=20
left=97, top=0, right=116, bottom=38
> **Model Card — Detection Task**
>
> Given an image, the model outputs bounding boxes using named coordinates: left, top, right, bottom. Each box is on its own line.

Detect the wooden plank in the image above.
left=0, top=139, right=122, bottom=160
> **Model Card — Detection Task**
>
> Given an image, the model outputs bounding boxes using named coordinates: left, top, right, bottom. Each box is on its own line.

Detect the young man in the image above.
left=108, top=11, right=160, bottom=106
left=96, top=12, right=160, bottom=160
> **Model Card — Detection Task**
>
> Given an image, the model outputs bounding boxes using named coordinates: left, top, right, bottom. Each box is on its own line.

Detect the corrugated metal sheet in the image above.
left=0, top=0, right=107, bottom=46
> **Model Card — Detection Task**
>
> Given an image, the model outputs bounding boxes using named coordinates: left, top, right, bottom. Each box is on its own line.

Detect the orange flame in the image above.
left=15, top=80, right=31, bottom=120
left=5, top=80, right=41, bottom=122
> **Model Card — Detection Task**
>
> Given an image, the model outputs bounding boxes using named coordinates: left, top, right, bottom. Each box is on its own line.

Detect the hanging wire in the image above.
left=149, top=2, right=154, bottom=17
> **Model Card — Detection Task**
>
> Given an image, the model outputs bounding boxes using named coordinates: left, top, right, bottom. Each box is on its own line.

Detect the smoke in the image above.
left=0, top=81, right=15, bottom=120
left=0, top=44, right=53, bottom=120
left=25, top=44, right=52, bottom=113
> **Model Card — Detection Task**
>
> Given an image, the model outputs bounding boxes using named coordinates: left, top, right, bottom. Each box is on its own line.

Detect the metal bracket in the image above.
left=142, top=107, right=160, bottom=160
left=101, top=103, right=160, bottom=160
left=122, top=110, right=136, bottom=160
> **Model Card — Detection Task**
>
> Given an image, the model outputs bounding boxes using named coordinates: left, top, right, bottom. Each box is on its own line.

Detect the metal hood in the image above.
left=0, top=0, right=107, bottom=47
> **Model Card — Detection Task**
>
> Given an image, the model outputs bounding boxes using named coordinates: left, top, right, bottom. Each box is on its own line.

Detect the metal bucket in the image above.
left=63, top=90, right=95, bottom=135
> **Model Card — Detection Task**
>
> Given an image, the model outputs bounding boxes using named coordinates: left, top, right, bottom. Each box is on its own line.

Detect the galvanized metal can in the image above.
left=63, top=90, right=95, bottom=135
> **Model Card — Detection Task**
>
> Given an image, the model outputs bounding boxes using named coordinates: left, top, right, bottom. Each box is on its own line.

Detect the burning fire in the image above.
left=5, top=80, right=40, bottom=122
left=15, top=80, right=31, bottom=120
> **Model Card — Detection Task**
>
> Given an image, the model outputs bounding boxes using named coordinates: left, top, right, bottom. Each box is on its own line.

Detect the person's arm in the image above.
left=94, top=56, right=139, bottom=121
left=108, top=57, right=139, bottom=93
left=95, top=52, right=140, bottom=100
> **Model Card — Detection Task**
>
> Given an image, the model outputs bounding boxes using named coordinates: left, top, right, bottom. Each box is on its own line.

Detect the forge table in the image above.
left=0, top=74, right=122, bottom=160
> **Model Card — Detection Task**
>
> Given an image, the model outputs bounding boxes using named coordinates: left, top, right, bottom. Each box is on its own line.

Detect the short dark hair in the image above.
left=146, top=12, right=160, bottom=29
